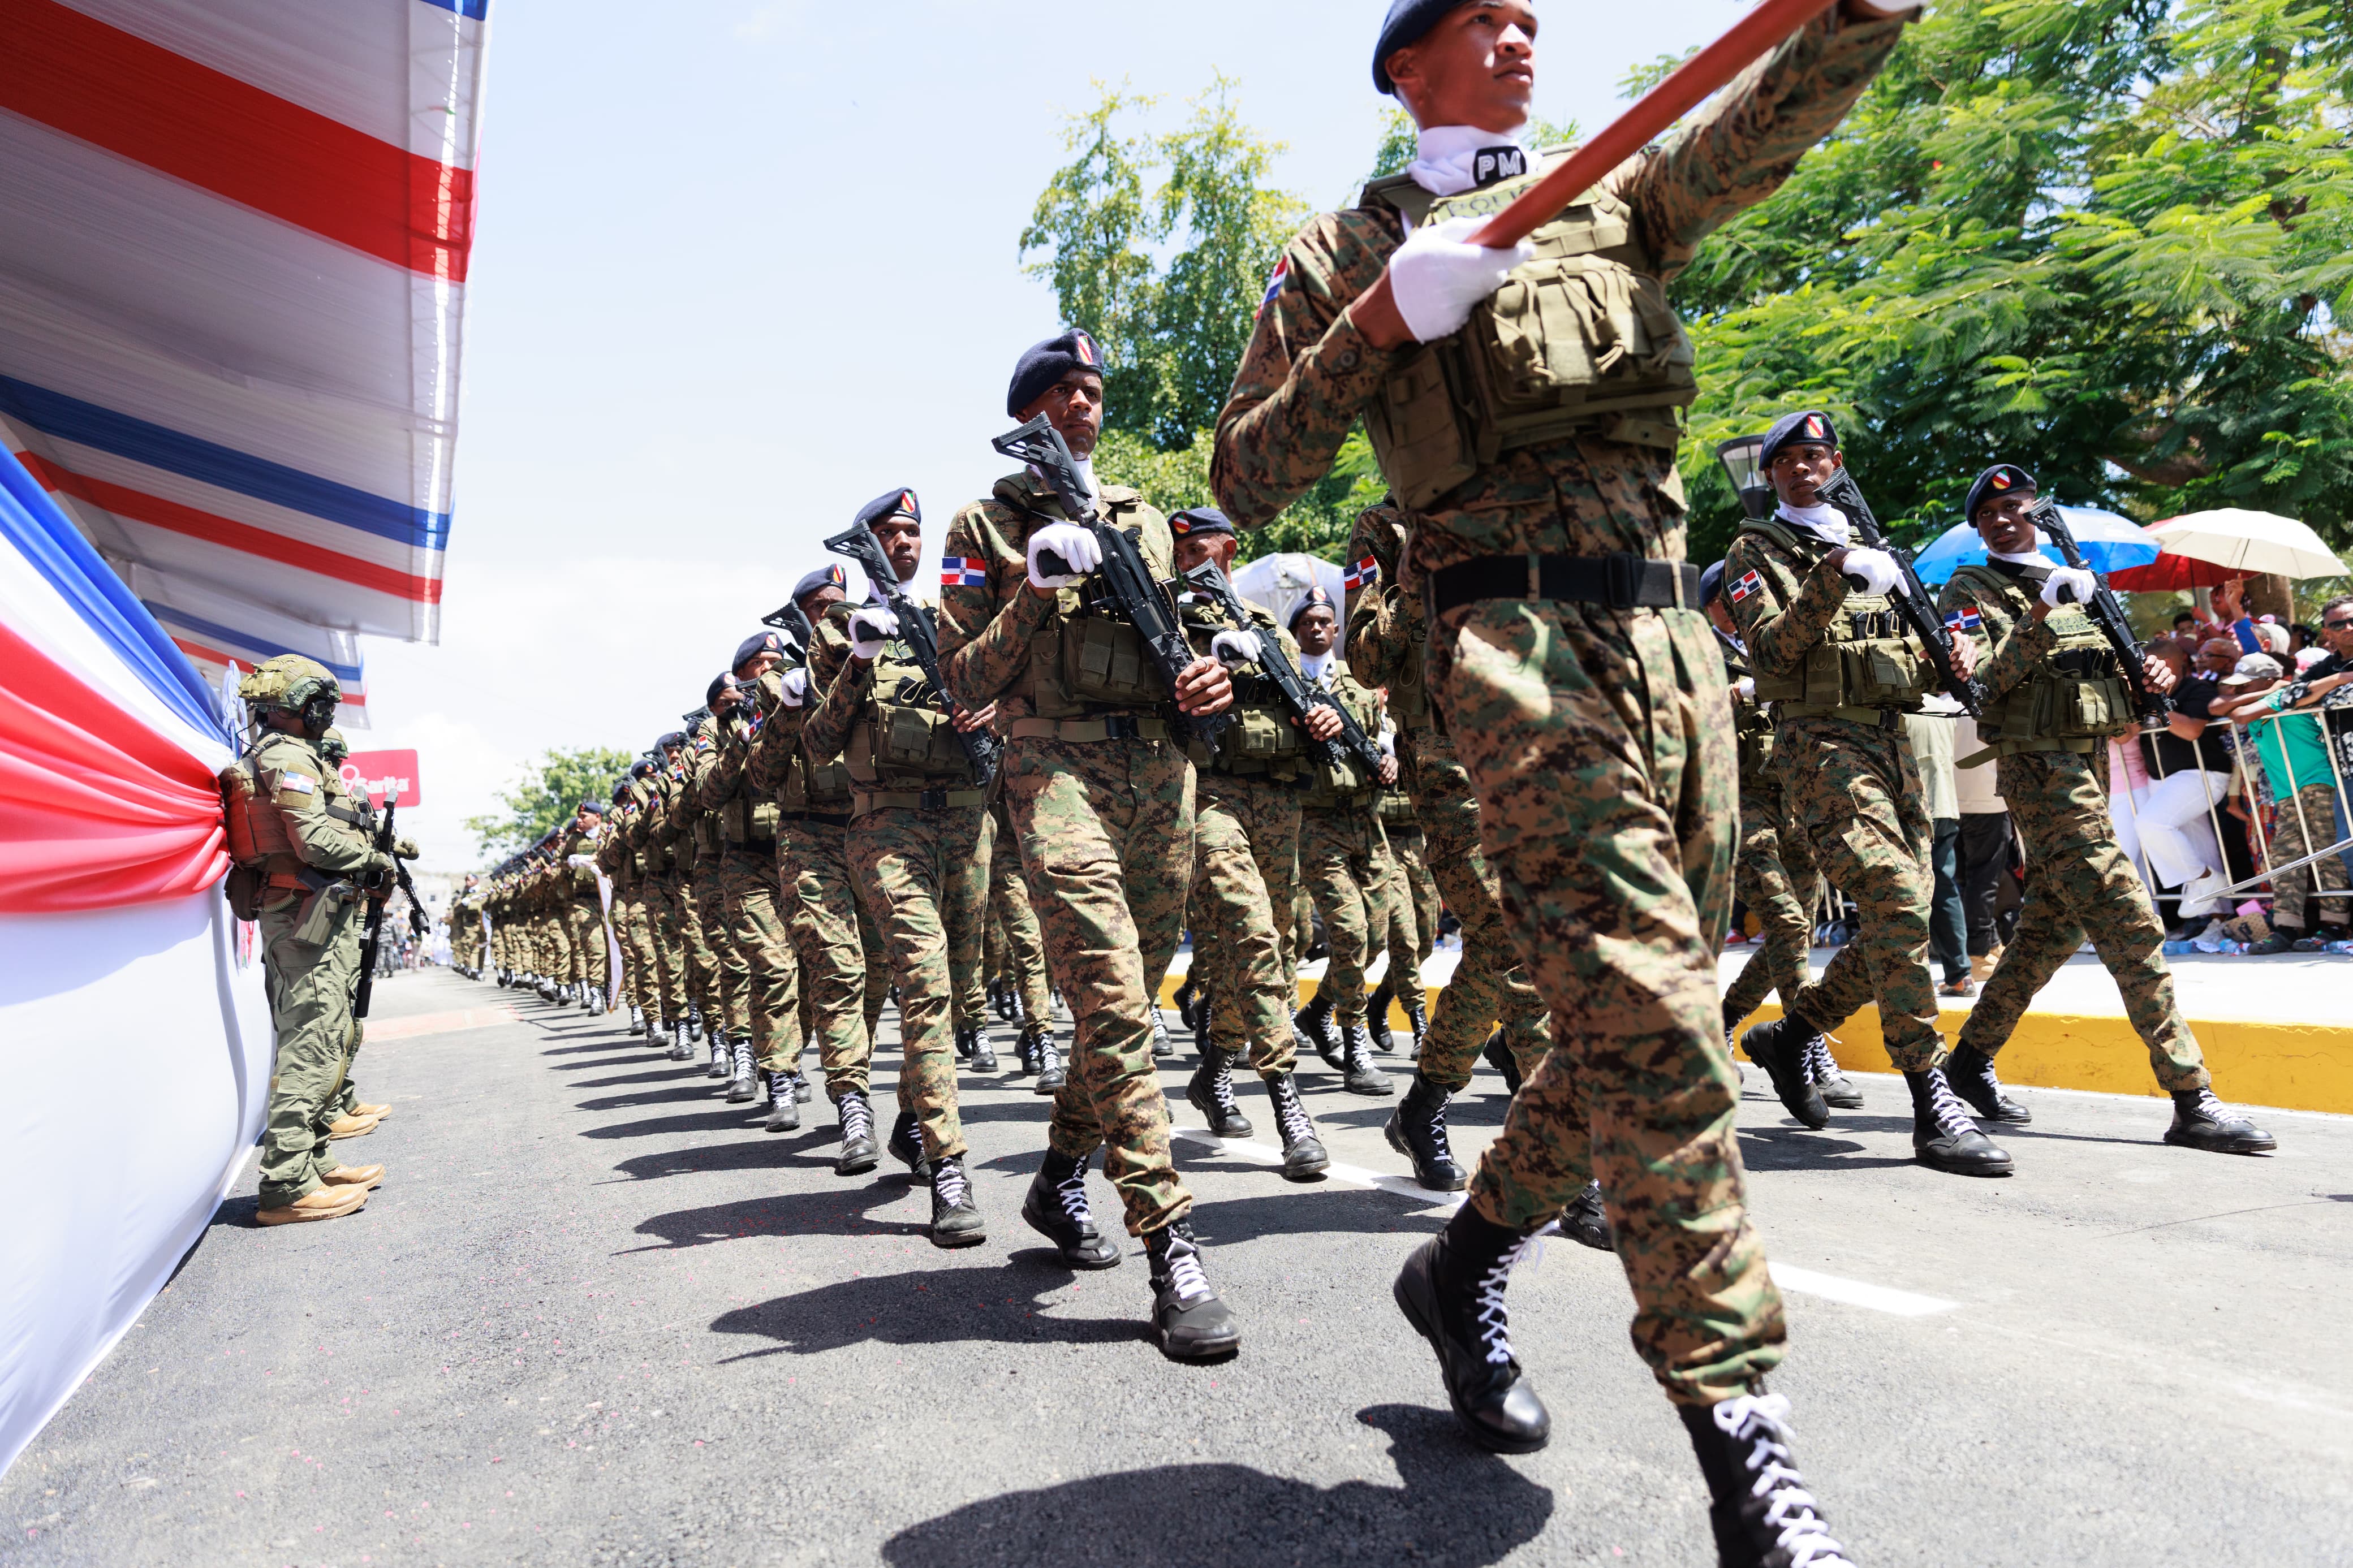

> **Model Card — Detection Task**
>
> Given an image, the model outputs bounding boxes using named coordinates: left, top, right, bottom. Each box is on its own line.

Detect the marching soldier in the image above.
left=1213, top=0, right=1910, bottom=1549
left=598, top=778, right=656, bottom=1033
left=940, top=328, right=1241, bottom=1359
left=701, top=646, right=807, bottom=1107
left=1367, top=775, right=1434, bottom=1053
left=683, top=694, right=755, bottom=1079
left=555, top=800, right=612, bottom=1013
left=626, top=751, right=693, bottom=1056
left=225, top=656, right=406, bottom=1225
left=1936, top=464, right=2275, bottom=1155
left=1723, top=411, right=2010, bottom=1178
left=801, top=487, right=994, bottom=1243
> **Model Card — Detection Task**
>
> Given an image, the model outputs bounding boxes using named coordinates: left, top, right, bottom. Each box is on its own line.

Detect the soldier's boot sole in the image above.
left=257, top=1189, right=369, bottom=1226
left=834, top=1139, right=880, bottom=1177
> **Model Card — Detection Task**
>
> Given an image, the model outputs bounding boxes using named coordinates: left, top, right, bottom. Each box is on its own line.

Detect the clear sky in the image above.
left=365, top=0, right=1747, bottom=870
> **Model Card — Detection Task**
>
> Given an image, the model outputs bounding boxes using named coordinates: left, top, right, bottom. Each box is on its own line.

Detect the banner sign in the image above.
left=340, top=748, right=421, bottom=806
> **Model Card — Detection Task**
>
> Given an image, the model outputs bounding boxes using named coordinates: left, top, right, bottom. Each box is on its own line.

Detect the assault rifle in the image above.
left=989, top=414, right=1228, bottom=746
left=1182, top=560, right=1382, bottom=777
left=352, top=797, right=424, bottom=1019
left=2031, top=498, right=2166, bottom=726
left=1816, top=466, right=1984, bottom=718
left=823, top=521, right=999, bottom=788
left=761, top=598, right=816, bottom=663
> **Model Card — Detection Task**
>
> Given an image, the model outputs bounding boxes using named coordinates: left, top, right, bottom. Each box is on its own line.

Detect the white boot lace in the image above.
left=1804, top=1036, right=1840, bottom=1084
left=1209, top=1062, right=1242, bottom=1119
left=2186, top=1087, right=2244, bottom=1126
left=839, top=1096, right=873, bottom=1143
left=1925, top=1069, right=1979, bottom=1141
left=1272, top=1079, right=1317, bottom=1148
left=1159, top=1234, right=1213, bottom=1305
left=1472, top=1234, right=1537, bottom=1365
left=933, top=1157, right=969, bottom=1208
left=1710, top=1393, right=1854, bottom=1567
left=1055, top=1160, right=1093, bottom=1226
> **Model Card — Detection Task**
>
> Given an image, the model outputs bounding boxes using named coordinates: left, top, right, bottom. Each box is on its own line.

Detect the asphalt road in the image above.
left=7, top=968, right=2348, bottom=1566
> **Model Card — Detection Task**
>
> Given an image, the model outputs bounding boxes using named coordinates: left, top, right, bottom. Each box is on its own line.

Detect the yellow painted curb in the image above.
left=1156, top=973, right=2353, bottom=1115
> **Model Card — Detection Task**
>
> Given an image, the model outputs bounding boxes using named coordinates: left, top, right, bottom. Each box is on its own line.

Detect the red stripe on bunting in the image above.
left=0, top=618, right=227, bottom=913
left=168, top=637, right=367, bottom=708
left=0, top=0, right=476, bottom=281
left=19, top=453, right=442, bottom=606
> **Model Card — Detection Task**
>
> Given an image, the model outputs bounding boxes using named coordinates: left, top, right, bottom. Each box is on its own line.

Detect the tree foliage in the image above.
left=463, top=746, right=634, bottom=859
left=1674, top=0, right=2353, bottom=567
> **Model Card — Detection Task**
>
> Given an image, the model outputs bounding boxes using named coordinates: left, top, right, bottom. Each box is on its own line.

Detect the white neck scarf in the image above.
left=1990, top=530, right=2046, bottom=566
left=1776, top=500, right=1850, bottom=547
left=1298, top=650, right=1334, bottom=684
left=1405, top=124, right=1532, bottom=198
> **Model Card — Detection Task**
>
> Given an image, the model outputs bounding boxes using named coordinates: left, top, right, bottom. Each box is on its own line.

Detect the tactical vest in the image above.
left=1378, top=785, right=1419, bottom=830
left=1359, top=151, right=1697, bottom=510
left=1946, top=564, right=2128, bottom=759
left=712, top=718, right=782, bottom=844
left=1175, top=590, right=1312, bottom=782
left=783, top=746, right=854, bottom=813
left=632, top=788, right=673, bottom=878
left=1003, top=483, right=1178, bottom=722
left=1296, top=669, right=1386, bottom=811
left=1739, top=517, right=1936, bottom=719
left=1734, top=695, right=1777, bottom=785
left=844, top=636, right=977, bottom=790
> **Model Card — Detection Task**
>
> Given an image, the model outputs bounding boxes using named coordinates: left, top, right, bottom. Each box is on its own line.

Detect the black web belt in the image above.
left=1427, top=553, right=1701, bottom=617
left=778, top=810, right=851, bottom=828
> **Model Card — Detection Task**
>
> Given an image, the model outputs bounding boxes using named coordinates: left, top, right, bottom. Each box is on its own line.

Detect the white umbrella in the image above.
left=2144, top=509, right=2347, bottom=579
left=1232, top=553, right=1346, bottom=651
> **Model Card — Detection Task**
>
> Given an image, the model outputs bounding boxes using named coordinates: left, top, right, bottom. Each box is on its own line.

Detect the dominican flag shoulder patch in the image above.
left=1945, top=607, right=1984, bottom=633
left=940, top=556, right=988, bottom=588
left=1343, top=555, right=1378, bottom=590
left=1728, top=569, right=1765, bottom=604
left=1257, top=256, right=1290, bottom=317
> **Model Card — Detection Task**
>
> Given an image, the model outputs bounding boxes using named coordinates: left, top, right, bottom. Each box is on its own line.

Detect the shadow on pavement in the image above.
left=575, top=1085, right=735, bottom=1112
left=1736, top=1128, right=1915, bottom=1173
left=709, top=1263, right=1138, bottom=1360
left=570, top=1068, right=693, bottom=1088
left=880, top=1403, right=1552, bottom=1567
left=609, top=1130, right=837, bottom=1181
left=1182, top=1186, right=1447, bottom=1245
left=579, top=1108, right=779, bottom=1140
left=624, top=1190, right=930, bottom=1251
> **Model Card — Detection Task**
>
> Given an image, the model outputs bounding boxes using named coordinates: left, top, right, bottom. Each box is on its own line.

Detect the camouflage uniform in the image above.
left=650, top=762, right=718, bottom=1026
left=1343, top=507, right=1549, bottom=1087
left=1718, top=686, right=1820, bottom=1027
left=1938, top=564, right=2209, bottom=1091
left=698, top=701, right=806, bottom=1075
left=624, top=776, right=689, bottom=1027
left=1295, top=663, right=1397, bottom=1028
left=940, top=469, right=1196, bottom=1236
left=682, top=718, right=753, bottom=1044
left=594, top=804, right=650, bottom=1013
left=1213, top=12, right=1913, bottom=1401
left=555, top=819, right=611, bottom=996
left=1725, top=522, right=1943, bottom=1073
left=1380, top=795, right=1437, bottom=993
left=982, top=798, right=1053, bottom=1026
left=801, top=594, right=987, bottom=1161
left=943, top=800, right=996, bottom=1034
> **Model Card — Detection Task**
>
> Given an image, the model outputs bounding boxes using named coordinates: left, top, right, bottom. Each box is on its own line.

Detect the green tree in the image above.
left=1669, top=0, right=2353, bottom=568
left=464, top=746, right=634, bottom=858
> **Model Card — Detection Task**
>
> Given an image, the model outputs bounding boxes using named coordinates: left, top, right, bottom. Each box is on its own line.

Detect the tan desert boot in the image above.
left=320, top=1164, right=385, bottom=1192
left=257, top=1186, right=368, bottom=1226
left=326, top=1113, right=380, bottom=1141
left=351, top=1102, right=392, bottom=1120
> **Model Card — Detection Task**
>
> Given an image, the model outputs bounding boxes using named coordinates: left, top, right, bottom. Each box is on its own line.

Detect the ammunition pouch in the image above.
left=1949, top=567, right=2126, bottom=760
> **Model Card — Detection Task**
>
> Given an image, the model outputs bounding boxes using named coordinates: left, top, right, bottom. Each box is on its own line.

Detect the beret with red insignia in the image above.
left=1966, top=463, right=2038, bottom=524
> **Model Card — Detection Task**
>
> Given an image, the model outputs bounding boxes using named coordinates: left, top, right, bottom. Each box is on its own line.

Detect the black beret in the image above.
left=630, top=759, right=657, bottom=780
left=1965, top=463, right=2038, bottom=524
left=1700, top=560, right=1727, bottom=608
left=1006, top=329, right=1104, bottom=418
left=1289, top=584, right=1337, bottom=629
left=705, top=673, right=737, bottom=709
left=1374, top=0, right=1469, bottom=93
left=1170, top=507, right=1235, bottom=538
left=611, top=779, right=632, bottom=802
left=856, top=487, right=921, bottom=531
left=577, top=798, right=605, bottom=816
left=657, top=731, right=685, bottom=750
left=734, top=630, right=788, bottom=670
left=1758, top=409, right=1839, bottom=468
left=793, top=564, right=848, bottom=603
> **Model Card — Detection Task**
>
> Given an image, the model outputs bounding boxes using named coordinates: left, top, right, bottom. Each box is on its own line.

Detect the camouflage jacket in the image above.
left=251, top=729, right=376, bottom=876
left=1209, top=9, right=1910, bottom=584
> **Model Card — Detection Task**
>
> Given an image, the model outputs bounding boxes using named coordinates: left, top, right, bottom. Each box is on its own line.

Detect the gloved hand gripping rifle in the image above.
left=2030, top=498, right=2167, bottom=726
left=823, top=521, right=999, bottom=788
left=1181, top=560, right=1382, bottom=777
left=352, top=797, right=423, bottom=1019
left=1815, top=465, right=1983, bottom=717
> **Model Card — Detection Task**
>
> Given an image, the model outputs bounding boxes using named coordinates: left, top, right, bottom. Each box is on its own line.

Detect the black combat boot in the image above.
left=726, top=1037, right=757, bottom=1102
left=669, top=1020, right=695, bottom=1061
left=1294, top=992, right=1341, bottom=1070
left=1143, top=1221, right=1240, bottom=1362
left=1340, top=1021, right=1395, bottom=1097
left=1393, top=1205, right=1550, bottom=1453
left=1385, top=1072, right=1467, bottom=1192
left=966, top=1023, right=998, bottom=1073
left=1803, top=1034, right=1863, bottom=1109
left=1020, top=1148, right=1121, bottom=1268
left=1186, top=1047, right=1254, bottom=1139
left=1262, top=1072, right=1330, bottom=1181
left=1150, top=1010, right=1175, bottom=1059
left=2165, top=1087, right=2277, bottom=1154
left=704, top=1029, right=730, bottom=1079
left=928, top=1156, right=985, bottom=1249
left=1192, top=988, right=1214, bottom=1054
left=833, top=1091, right=879, bottom=1176
left=794, top=1074, right=812, bottom=1103
left=627, top=1005, right=646, bottom=1036
left=1559, top=1180, right=1613, bottom=1252
left=688, top=1007, right=704, bottom=1043
left=1366, top=978, right=1397, bottom=1053
left=1907, top=1068, right=2014, bottom=1176
left=1010, top=1024, right=1036, bottom=1078
left=1029, top=1027, right=1066, bottom=1093
left=1482, top=1029, right=1523, bottom=1096
left=764, top=1070, right=801, bottom=1133
left=954, top=1024, right=975, bottom=1060
left=1171, top=971, right=1200, bottom=1033
left=1740, top=1017, right=1830, bottom=1129
left=1943, top=1043, right=2028, bottom=1124
left=887, top=1109, right=932, bottom=1181
left=1680, top=1391, right=1856, bottom=1568
left=1401, top=986, right=1429, bottom=1055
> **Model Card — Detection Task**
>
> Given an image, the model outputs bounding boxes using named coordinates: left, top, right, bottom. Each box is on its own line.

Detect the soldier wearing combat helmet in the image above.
left=223, top=655, right=414, bottom=1225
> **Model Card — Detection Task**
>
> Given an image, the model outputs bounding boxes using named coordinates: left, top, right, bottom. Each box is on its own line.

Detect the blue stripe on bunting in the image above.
left=141, top=601, right=365, bottom=685
left=1, top=447, right=229, bottom=742
left=418, top=0, right=490, bottom=20
left=0, top=378, right=451, bottom=552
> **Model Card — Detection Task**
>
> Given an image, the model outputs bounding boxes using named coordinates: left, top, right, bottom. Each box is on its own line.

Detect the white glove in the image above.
left=2040, top=567, right=2098, bottom=609
left=1209, top=629, right=1262, bottom=668
left=1389, top=215, right=1534, bottom=343
left=1734, top=676, right=1756, bottom=702
left=1025, top=522, right=1100, bottom=590
left=1841, top=547, right=1902, bottom=598
left=777, top=667, right=809, bottom=708
left=848, top=607, right=899, bottom=659
left=1378, top=726, right=1397, bottom=758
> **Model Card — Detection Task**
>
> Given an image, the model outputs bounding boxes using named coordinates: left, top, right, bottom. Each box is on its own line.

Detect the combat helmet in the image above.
left=239, top=654, right=341, bottom=733
left=318, top=725, right=351, bottom=766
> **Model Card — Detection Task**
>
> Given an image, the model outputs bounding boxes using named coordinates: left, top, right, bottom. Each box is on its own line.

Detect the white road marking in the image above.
left=1171, top=1125, right=1963, bottom=1317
